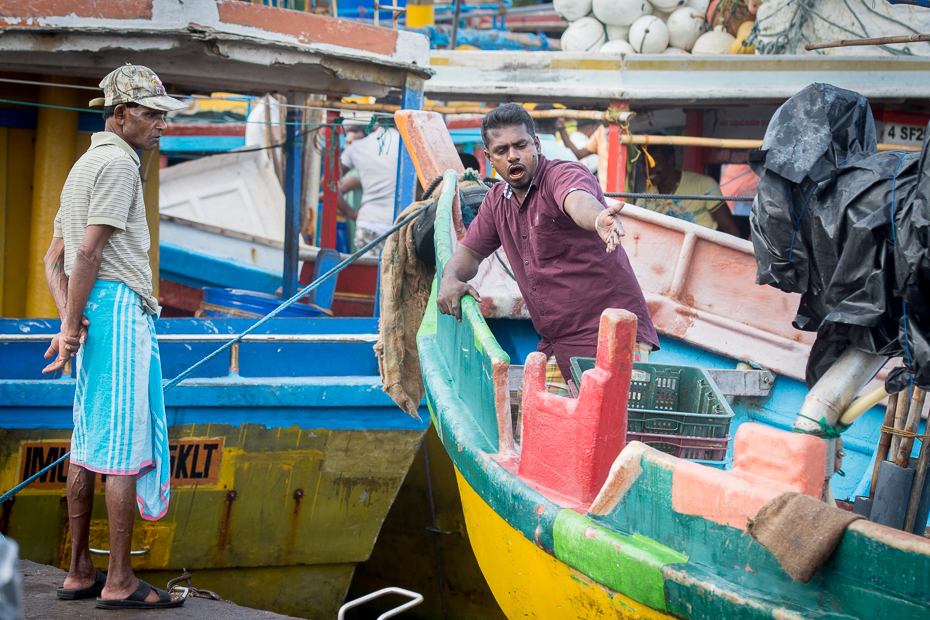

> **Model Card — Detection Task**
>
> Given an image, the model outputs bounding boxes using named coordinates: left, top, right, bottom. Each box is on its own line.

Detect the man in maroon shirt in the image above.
left=437, top=104, right=659, bottom=383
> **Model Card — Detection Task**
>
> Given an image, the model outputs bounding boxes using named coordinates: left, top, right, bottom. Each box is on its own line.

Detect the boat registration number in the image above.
left=18, top=439, right=224, bottom=490
left=882, top=123, right=926, bottom=147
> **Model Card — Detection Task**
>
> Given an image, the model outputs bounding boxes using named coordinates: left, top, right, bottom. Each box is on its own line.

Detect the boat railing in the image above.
left=0, top=333, right=378, bottom=379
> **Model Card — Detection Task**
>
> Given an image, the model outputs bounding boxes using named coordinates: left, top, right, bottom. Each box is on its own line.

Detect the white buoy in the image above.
left=629, top=15, right=669, bottom=54
left=553, top=0, right=593, bottom=22
left=662, top=46, right=690, bottom=54
left=605, top=24, right=631, bottom=41
left=561, top=16, right=608, bottom=52
left=651, top=0, right=687, bottom=12
left=592, top=0, right=653, bottom=26
left=686, top=0, right=710, bottom=14
left=691, top=26, right=735, bottom=54
left=666, top=7, right=706, bottom=51
left=599, top=39, right=637, bottom=54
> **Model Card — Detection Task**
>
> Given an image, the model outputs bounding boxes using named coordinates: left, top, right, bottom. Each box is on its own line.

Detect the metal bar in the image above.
left=338, top=587, right=424, bottom=620
left=605, top=193, right=756, bottom=201
left=0, top=334, right=379, bottom=343
left=450, top=0, right=462, bottom=49
left=395, top=76, right=424, bottom=219
left=283, top=103, right=303, bottom=299
left=90, top=548, right=150, bottom=556
left=705, top=369, right=775, bottom=397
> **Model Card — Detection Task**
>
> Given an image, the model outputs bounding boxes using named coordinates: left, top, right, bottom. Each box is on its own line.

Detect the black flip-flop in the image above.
left=95, top=579, right=186, bottom=610
left=56, top=569, right=106, bottom=600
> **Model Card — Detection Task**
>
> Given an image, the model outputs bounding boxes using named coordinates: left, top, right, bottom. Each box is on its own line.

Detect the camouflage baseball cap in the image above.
left=89, top=65, right=188, bottom=112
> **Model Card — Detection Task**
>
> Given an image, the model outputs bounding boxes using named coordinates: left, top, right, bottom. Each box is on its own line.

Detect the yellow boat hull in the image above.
left=455, top=468, right=673, bottom=620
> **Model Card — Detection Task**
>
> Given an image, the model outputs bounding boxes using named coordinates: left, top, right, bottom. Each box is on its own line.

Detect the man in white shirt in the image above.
left=338, top=119, right=400, bottom=257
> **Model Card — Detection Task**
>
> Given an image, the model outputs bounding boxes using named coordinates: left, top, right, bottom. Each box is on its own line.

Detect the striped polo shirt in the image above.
left=53, top=132, right=157, bottom=314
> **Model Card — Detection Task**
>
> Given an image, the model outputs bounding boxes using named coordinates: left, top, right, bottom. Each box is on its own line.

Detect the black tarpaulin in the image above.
left=751, top=83, right=930, bottom=392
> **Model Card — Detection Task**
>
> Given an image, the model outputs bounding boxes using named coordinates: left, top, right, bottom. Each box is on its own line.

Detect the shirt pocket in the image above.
left=533, top=218, right=569, bottom=261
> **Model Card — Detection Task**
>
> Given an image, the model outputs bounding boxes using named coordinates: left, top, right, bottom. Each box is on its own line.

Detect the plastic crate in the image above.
left=627, top=432, right=730, bottom=461
left=569, top=358, right=734, bottom=438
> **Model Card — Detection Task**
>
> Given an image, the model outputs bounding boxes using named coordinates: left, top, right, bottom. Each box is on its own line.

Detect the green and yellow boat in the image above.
left=399, top=110, right=930, bottom=620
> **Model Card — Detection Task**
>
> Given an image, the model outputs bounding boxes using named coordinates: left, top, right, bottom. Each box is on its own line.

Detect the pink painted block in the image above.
left=518, top=310, right=637, bottom=508
left=671, top=423, right=826, bottom=530
left=731, top=423, right=825, bottom=498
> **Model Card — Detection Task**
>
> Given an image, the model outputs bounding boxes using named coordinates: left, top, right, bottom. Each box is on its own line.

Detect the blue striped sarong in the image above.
left=71, top=280, right=170, bottom=521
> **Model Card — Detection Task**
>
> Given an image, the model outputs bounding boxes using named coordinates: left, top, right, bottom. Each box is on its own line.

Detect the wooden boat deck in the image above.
left=19, top=561, right=292, bottom=620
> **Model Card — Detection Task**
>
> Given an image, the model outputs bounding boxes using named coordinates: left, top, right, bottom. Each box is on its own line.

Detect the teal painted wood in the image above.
left=433, top=170, right=506, bottom=451
left=418, top=172, right=930, bottom=620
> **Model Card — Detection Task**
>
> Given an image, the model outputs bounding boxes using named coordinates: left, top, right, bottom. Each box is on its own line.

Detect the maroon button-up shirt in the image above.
left=461, top=155, right=659, bottom=380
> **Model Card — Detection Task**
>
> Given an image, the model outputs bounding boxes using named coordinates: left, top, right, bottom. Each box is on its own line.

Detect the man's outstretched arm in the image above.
left=563, top=190, right=626, bottom=253
left=437, top=244, right=485, bottom=322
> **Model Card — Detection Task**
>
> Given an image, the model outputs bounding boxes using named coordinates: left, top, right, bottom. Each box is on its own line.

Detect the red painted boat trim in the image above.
left=215, top=0, right=398, bottom=57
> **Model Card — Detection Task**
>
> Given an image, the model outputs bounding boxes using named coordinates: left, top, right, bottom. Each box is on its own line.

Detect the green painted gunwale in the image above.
left=418, top=170, right=930, bottom=619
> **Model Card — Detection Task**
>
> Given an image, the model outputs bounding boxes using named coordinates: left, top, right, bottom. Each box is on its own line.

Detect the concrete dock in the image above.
left=20, top=561, right=297, bottom=620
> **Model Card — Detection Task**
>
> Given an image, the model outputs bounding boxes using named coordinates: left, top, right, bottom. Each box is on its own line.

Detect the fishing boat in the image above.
left=392, top=61, right=930, bottom=616
left=0, top=1, right=432, bottom=617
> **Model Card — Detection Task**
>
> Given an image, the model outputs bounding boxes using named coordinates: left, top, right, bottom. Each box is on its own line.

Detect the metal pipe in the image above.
left=283, top=101, right=303, bottom=299
left=794, top=348, right=888, bottom=431
left=0, top=334, right=379, bottom=343
left=450, top=0, right=462, bottom=49
left=793, top=347, right=887, bottom=481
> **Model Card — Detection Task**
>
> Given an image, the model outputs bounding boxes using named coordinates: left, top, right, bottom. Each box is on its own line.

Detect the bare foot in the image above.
left=100, top=577, right=179, bottom=603
left=62, top=566, right=98, bottom=591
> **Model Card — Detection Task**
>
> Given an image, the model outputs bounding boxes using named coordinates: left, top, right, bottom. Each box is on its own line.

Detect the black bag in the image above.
left=411, top=184, right=490, bottom=268
left=751, top=83, right=930, bottom=392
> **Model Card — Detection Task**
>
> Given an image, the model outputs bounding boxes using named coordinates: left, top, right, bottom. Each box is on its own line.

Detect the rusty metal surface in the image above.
left=19, top=560, right=296, bottom=620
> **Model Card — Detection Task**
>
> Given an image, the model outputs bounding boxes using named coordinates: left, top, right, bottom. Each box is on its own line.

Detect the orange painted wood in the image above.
left=0, top=0, right=153, bottom=21
left=395, top=110, right=464, bottom=188
left=518, top=311, right=638, bottom=509
left=671, top=423, right=825, bottom=530
left=215, top=0, right=399, bottom=56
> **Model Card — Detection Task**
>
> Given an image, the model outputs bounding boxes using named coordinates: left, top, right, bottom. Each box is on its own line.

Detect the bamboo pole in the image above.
left=870, top=394, right=899, bottom=500
left=806, top=34, right=930, bottom=51
left=896, top=387, right=926, bottom=468
left=328, top=101, right=919, bottom=152
left=890, top=388, right=912, bottom=462
left=904, top=429, right=930, bottom=533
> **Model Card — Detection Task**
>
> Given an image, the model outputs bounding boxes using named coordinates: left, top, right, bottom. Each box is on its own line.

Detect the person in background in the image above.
left=339, top=124, right=368, bottom=252
left=565, top=118, right=599, bottom=176
left=336, top=96, right=401, bottom=257
left=719, top=163, right=758, bottom=239
left=532, top=105, right=579, bottom=162
left=636, top=144, right=741, bottom=236
left=557, top=119, right=610, bottom=190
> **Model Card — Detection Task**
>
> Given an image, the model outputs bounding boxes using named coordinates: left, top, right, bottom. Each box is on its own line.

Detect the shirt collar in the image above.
left=90, top=132, right=141, bottom=165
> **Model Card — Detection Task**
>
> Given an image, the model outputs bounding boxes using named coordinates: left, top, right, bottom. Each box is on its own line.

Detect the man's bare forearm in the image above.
left=43, top=239, right=69, bottom=322
left=441, top=245, right=483, bottom=284
left=63, top=247, right=102, bottom=333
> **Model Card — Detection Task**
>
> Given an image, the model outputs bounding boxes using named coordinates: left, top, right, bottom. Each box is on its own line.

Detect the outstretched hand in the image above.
left=595, top=202, right=626, bottom=253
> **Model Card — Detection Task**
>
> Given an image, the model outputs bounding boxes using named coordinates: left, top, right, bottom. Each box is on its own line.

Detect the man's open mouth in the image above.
left=509, top=165, right=525, bottom=179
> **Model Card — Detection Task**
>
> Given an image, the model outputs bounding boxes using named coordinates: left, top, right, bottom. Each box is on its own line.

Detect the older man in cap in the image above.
left=42, top=65, right=188, bottom=609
